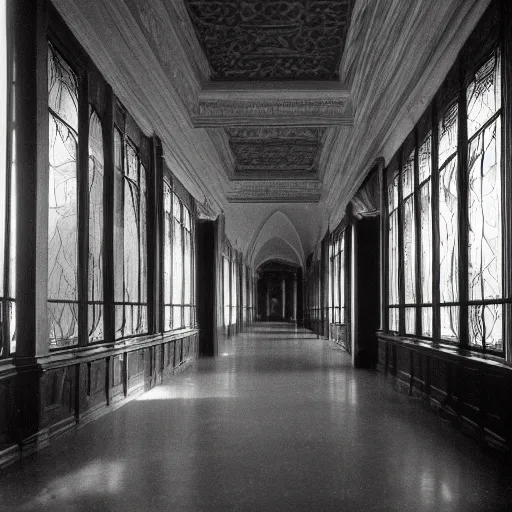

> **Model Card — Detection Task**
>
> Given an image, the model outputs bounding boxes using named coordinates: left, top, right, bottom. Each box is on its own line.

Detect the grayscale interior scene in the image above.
left=0, top=0, right=512, bottom=510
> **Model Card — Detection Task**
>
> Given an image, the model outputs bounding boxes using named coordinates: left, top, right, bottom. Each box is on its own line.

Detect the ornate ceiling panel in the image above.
left=184, top=0, right=353, bottom=80
left=226, top=127, right=324, bottom=173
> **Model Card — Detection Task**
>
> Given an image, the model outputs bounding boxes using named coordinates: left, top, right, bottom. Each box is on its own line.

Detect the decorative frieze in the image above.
left=226, top=180, right=321, bottom=203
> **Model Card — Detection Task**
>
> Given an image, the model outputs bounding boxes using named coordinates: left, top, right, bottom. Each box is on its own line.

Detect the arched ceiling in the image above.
left=248, top=210, right=306, bottom=269
left=253, top=237, right=302, bottom=270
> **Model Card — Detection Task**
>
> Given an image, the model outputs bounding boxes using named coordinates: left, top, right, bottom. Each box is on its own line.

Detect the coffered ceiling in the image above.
left=184, top=0, right=353, bottom=81
left=226, top=127, right=324, bottom=176
left=183, top=0, right=355, bottom=206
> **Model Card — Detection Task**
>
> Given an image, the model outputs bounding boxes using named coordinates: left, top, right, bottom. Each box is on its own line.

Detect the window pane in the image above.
left=48, top=44, right=78, bottom=131
left=403, top=196, right=416, bottom=303
left=223, top=257, right=230, bottom=326
left=438, top=158, right=459, bottom=303
left=467, top=51, right=501, bottom=139
left=113, top=129, right=124, bottom=304
left=48, top=302, right=78, bottom=346
left=140, top=163, right=148, bottom=304
left=468, top=304, right=502, bottom=351
left=47, top=44, right=79, bottom=347
left=438, top=103, right=458, bottom=168
left=184, top=230, right=191, bottom=305
left=124, top=146, right=139, bottom=306
left=389, top=307, right=399, bottom=332
left=468, top=118, right=501, bottom=301
left=440, top=306, right=459, bottom=342
left=405, top=307, right=415, bottom=335
left=88, top=109, right=104, bottom=342
left=419, top=182, right=432, bottom=302
left=418, top=132, right=432, bottom=183
left=402, top=151, right=414, bottom=198
left=387, top=167, right=399, bottom=213
left=163, top=182, right=172, bottom=330
left=231, top=263, right=237, bottom=325
left=388, top=211, right=399, bottom=305
left=421, top=307, right=432, bottom=337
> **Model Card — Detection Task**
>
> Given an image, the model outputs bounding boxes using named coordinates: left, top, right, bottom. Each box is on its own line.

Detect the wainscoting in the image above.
left=0, top=330, right=198, bottom=469
left=377, top=334, right=512, bottom=453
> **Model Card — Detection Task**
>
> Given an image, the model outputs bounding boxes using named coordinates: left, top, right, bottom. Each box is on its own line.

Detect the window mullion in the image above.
left=431, top=102, right=441, bottom=343
left=457, top=57, right=470, bottom=350
left=397, top=150, right=405, bottom=335
left=77, top=70, right=89, bottom=346
left=414, top=128, right=422, bottom=336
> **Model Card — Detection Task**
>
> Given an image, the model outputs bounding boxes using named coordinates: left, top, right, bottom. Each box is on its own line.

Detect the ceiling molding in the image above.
left=193, top=82, right=352, bottom=127
left=226, top=180, right=322, bottom=203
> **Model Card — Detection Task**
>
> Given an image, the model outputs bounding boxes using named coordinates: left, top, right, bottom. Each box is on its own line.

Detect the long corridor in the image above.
left=0, top=323, right=511, bottom=512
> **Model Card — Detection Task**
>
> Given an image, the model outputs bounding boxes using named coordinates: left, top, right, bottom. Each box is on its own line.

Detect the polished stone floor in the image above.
left=0, top=323, right=511, bottom=511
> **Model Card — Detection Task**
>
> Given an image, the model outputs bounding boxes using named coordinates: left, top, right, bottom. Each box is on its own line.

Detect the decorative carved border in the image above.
left=226, top=179, right=321, bottom=203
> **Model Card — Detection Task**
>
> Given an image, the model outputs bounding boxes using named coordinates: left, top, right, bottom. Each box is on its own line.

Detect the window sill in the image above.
left=0, top=358, right=17, bottom=380
left=37, top=329, right=199, bottom=369
left=377, top=332, right=511, bottom=371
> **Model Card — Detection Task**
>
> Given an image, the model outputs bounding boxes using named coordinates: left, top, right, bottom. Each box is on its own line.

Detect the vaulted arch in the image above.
left=249, top=210, right=305, bottom=269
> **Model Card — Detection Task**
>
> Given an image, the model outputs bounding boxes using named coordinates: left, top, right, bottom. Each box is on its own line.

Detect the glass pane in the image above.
left=164, top=305, right=171, bottom=332
left=172, top=218, right=183, bottom=304
left=438, top=158, right=459, bottom=303
left=163, top=181, right=172, bottom=309
left=403, top=196, right=416, bottom=304
left=8, top=301, right=15, bottom=353
left=387, top=167, right=399, bottom=213
left=88, top=109, right=104, bottom=342
left=339, top=242, right=345, bottom=314
left=9, top=124, right=16, bottom=298
left=438, top=103, right=458, bottom=168
left=419, top=182, right=432, bottom=303
left=173, top=305, right=181, bottom=330
left=405, top=307, right=415, bottom=335
left=115, top=305, right=124, bottom=338
left=48, top=113, right=78, bottom=302
left=124, top=145, right=139, bottom=306
left=140, top=164, right=148, bottom=303
left=468, top=304, right=502, bottom=351
left=173, top=193, right=181, bottom=221
left=389, top=308, right=399, bottom=332
left=88, top=304, right=103, bottom=342
left=467, top=51, right=501, bottom=139
left=48, top=302, right=78, bottom=347
left=388, top=211, right=399, bottom=305
left=231, top=264, right=237, bottom=325
left=468, top=118, right=501, bottom=301
left=113, top=129, right=124, bottom=304
left=421, top=307, right=432, bottom=337
left=440, top=306, right=459, bottom=342
left=418, top=132, right=432, bottom=183
left=48, top=44, right=78, bottom=131
left=184, top=231, right=191, bottom=305
left=223, top=257, right=230, bottom=326
left=402, top=151, right=414, bottom=198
